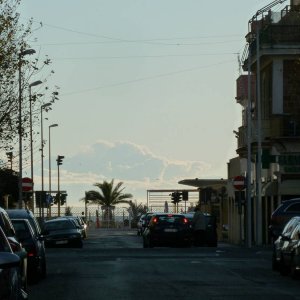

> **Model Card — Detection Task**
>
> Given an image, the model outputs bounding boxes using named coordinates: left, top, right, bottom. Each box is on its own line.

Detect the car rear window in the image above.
left=11, top=220, right=27, bottom=231
left=44, top=220, right=75, bottom=231
left=153, top=215, right=184, bottom=224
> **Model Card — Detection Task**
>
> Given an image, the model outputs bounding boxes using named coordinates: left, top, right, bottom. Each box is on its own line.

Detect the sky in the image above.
left=15, top=0, right=288, bottom=207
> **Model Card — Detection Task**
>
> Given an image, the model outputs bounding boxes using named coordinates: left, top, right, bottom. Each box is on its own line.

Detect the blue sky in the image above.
left=16, top=0, right=286, bottom=206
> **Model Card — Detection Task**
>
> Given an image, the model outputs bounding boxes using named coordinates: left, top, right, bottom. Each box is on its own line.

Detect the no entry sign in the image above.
left=233, top=175, right=245, bottom=191
left=22, top=177, right=33, bottom=192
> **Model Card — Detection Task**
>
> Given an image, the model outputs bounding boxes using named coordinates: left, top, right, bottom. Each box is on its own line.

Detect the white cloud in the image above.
left=41, top=140, right=211, bottom=205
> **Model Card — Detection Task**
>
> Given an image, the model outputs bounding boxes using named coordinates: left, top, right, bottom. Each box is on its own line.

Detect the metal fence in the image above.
left=34, top=205, right=131, bottom=229
left=33, top=203, right=197, bottom=229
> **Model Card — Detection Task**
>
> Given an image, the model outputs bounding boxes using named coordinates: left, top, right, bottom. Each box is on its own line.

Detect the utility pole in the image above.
left=256, top=21, right=262, bottom=246
left=246, top=46, right=252, bottom=248
left=56, top=155, right=64, bottom=217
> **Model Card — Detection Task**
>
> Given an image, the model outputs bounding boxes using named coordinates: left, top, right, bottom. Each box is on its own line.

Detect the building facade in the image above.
left=229, top=1, right=300, bottom=245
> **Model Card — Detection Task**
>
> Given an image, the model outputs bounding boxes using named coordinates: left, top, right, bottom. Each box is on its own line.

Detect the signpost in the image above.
left=22, top=177, right=33, bottom=192
left=233, top=175, right=246, bottom=244
left=233, top=175, right=246, bottom=191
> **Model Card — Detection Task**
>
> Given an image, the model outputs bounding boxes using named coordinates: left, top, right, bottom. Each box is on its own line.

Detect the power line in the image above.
left=53, top=52, right=238, bottom=61
left=62, top=59, right=235, bottom=96
left=32, top=21, right=242, bottom=46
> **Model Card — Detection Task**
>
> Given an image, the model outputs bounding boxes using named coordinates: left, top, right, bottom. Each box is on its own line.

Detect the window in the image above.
left=285, top=203, right=300, bottom=212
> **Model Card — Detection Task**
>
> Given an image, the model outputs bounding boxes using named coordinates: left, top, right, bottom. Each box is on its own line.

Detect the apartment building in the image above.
left=230, top=0, right=300, bottom=244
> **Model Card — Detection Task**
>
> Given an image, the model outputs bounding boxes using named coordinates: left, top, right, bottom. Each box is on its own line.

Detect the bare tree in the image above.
left=0, top=0, right=59, bottom=158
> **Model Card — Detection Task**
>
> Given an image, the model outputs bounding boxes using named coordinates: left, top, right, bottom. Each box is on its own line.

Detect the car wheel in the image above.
left=148, top=239, right=154, bottom=248
left=41, top=257, right=47, bottom=279
left=143, top=238, right=149, bottom=248
left=279, top=257, right=289, bottom=276
left=272, top=252, right=279, bottom=271
left=207, top=241, right=217, bottom=247
left=290, top=255, right=299, bottom=279
left=77, top=240, right=83, bottom=248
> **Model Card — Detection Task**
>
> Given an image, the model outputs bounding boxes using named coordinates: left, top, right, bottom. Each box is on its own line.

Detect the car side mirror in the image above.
left=38, top=234, right=45, bottom=241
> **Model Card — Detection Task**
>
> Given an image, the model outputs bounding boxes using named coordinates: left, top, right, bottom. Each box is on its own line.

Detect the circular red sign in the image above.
left=22, top=177, right=33, bottom=192
left=233, top=175, right=245, bottom=191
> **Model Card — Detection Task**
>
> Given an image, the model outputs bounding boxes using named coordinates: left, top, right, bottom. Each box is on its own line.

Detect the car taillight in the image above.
left=27, top=247, right=37, bottom=257
left=152, top=217, right=158, bottom=223
left=182, top=218, right=188, bottom=224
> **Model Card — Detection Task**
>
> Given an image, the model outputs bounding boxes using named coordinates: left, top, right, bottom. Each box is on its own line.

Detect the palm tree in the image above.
left=85, top=179, right=133, bottom=221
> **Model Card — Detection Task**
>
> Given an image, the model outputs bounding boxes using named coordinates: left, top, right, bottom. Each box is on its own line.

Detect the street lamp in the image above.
left=18, top=48, right=36, bottom=209
left=48, top=123, right=58, bottom=215
left=40, top=103, right=52, bottom=192
left=29, top=80, right=42, bottom=212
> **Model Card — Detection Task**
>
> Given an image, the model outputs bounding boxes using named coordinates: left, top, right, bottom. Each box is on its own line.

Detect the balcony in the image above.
left=243, top=6, right=300, bottom=69
left=235, top=75, right=256, bottom=106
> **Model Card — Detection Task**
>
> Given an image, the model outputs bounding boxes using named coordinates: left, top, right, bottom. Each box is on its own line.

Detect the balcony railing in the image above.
left=237, top=117, right=300, bottom=149
left=242, top=6, right=300, bottom=67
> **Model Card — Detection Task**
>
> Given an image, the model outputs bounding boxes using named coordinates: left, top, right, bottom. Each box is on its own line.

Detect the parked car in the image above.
left=184, top=212, right=218, bottom=247
left=42, top=218, right=83, bottom=248
left=139, top=213, right=153, bottom=236
left=6, top=209, right=43, bottom=237
left=78, top=216, right=88, bottom=238
left=0, top=225, right=28, bottom=299
left=142, top=213, right=193, bottom=248
left=11, top=218, right=46, bottom=283
left=60, top=216, right=87, bottom=239
left=278, top=221, right=300, bottom=278
left=269, top=198, right=300, bottom=239
left=272, top=216, right=300, bottom=271
left=6, top=209, right=47, bottom=279
left=137, top=214, right=146, bottom=236
left=0, top=206, right=28, bottom=293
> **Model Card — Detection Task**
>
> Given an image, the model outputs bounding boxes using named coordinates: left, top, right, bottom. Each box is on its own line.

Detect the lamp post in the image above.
left=48, top=123, right=58, bottom=216
left=29, top=80, right=42, bottom=213
left=18, top=48, right=36, bottom=209
left=40, top=102, right=52, bottom=217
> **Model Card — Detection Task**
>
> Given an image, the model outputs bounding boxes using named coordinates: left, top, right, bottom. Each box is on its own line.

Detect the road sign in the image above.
left=22, top=177, right=33, bottom=192
left=233, top=175, right=245, bottom=191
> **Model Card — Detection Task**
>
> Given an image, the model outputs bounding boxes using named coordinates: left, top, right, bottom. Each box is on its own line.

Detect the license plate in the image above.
left=56, top=240, right=68, bottom=245
left=164, top=228, right=178, bottom=232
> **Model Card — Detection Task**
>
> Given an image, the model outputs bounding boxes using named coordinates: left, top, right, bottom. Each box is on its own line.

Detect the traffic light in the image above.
left=171, top=191, right=181, bottom=204
left=56, top=155, right=65, bottom=166
left=182, top=190, right=189, bottom=201
left=54, top=193, right=59, bottom=204
left=35, top=191, right=47, bottom=208
left=60, top=193, right=67, bottom=206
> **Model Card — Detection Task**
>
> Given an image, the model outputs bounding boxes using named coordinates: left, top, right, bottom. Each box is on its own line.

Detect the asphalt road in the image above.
left=28, top=227, right=300, bottom=300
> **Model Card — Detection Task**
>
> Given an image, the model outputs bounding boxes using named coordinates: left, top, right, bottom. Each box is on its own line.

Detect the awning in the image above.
left=279, top=180, right=300, bottom=195
left=178, top=178, right=227, bottom=189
